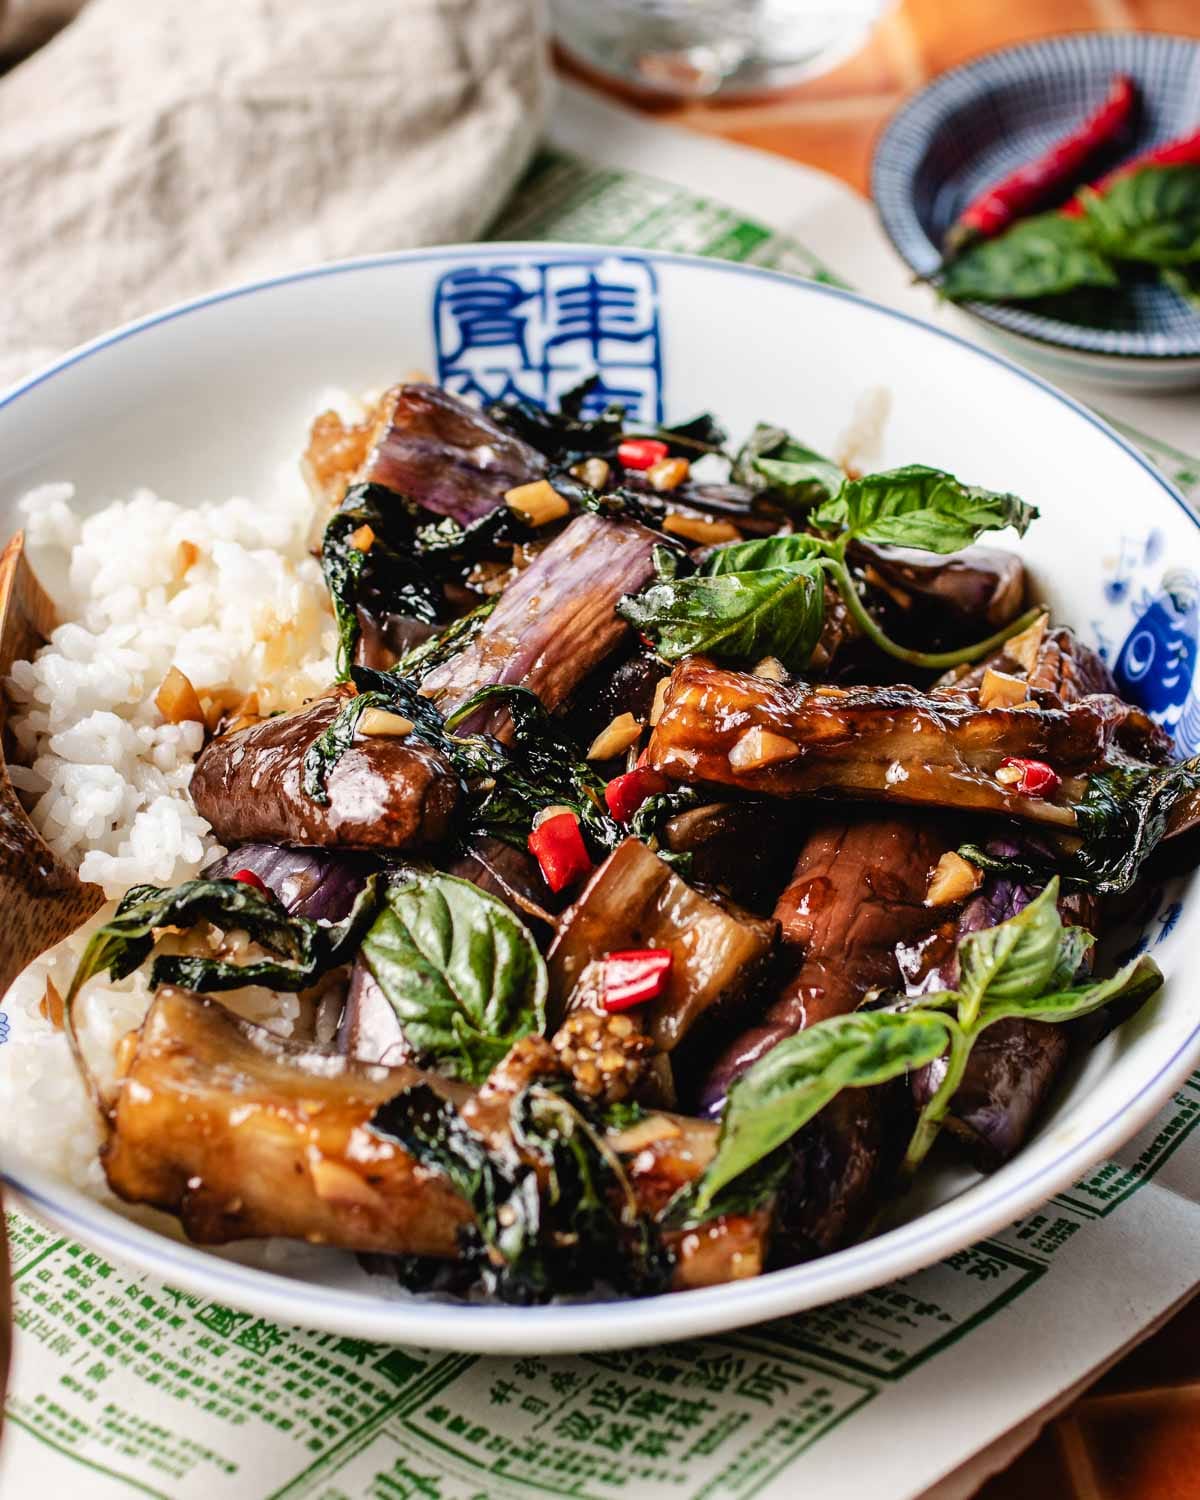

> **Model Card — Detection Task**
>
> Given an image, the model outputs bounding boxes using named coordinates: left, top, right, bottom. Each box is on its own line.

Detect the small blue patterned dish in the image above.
left=872, top=32, right=1200, bottom=390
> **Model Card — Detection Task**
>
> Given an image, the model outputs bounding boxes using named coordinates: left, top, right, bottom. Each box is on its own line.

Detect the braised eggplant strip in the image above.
left=105, top=988, right=768, bottom=1291
left=647, top=657, right=1170, bottom=826
left=49, top=379, right=1193, bottom=1304
left=190, top=691, right=461, bottom=850
left=421, top=513, right=661, bottom=736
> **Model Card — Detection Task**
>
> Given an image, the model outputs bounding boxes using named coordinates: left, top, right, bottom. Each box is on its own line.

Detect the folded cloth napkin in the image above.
left=0, top=0, right=548, bottom=387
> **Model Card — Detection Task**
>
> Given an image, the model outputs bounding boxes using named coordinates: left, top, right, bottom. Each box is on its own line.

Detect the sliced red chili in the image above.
left=603, top=948, right=673, bottom=1012
left=528, top=812, right=592, bottom=893
left=1061, top=124, right=1200, bottom=216
left=618, top=438, right=669, bottom=472
left=231, top=868, right=269, bottom=894
left=944, top=74, right=1136, bottom=255
left=999, top=756, right=1061, bottom=797
left=604, top=767, right=669, bottom=823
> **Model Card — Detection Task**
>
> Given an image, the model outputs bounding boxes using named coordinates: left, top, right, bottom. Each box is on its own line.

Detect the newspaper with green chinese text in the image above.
left=3, top=82, right=1200, bottom=1500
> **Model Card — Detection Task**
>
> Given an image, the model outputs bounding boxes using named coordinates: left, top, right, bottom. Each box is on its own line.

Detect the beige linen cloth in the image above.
left=0, top=0, right=549, bottom=388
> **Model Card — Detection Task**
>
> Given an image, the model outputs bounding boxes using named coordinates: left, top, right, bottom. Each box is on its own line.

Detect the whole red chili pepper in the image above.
left=1060, top=124, right=1200, bottom=216
left=943, top=74, right=1137, bottom=258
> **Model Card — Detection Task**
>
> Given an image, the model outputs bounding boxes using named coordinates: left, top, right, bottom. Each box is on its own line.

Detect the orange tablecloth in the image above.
left=566, top=4, right=1200, bottom=1495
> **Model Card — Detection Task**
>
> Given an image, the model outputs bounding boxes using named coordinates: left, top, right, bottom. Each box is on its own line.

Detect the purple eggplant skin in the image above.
left=364, top=384, right=546, bottom=526
left=420, top=512, right=661, bottom=738
left=444, top=836, right=561, bottom=938
left=202, top=845, right=374, bottom=921
left=337, top=955, right=412, bottom=1066
left=902, top=836, right=1099, bottom=1171
left=770, top=1082, right=912, bottom=1263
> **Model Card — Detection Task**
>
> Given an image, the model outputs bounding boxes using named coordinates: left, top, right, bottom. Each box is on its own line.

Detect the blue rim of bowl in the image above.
left=871, top=31, right=1200, bottom=362
left=2, top=242, right=1199, bottom=1345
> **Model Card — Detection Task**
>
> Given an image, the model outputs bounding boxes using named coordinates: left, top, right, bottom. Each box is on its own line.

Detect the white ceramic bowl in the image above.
left=2, top=244, right=1199, bottom=1354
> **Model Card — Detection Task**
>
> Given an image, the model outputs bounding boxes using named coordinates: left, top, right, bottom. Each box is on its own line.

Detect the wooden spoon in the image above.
left=0, top=531, right=102, bottom=993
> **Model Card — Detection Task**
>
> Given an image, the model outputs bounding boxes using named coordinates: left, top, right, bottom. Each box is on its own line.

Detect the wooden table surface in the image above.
left=568, top=3, right=1200, bottom=1497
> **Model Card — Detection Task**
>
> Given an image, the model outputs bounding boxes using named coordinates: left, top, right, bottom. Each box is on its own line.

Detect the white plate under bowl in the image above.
left=2, top=245, right=1200, bottom=1355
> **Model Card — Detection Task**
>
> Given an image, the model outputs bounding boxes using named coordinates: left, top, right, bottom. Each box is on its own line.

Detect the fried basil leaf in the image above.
left=301, top=668, right=451, bottom=805
left=67, top=875, right=381, bottom=1005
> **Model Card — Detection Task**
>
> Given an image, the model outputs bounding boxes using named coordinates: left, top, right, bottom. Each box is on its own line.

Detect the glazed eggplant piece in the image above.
left=700, top=814, right=949, bottom=1256
left=104, top=988, right=770, bottom=1290
left=660, top=801, right=800, bottom=913
left=647, top=658, right=1171, bottom=828
left=304, top=383, right=546, bottom=521
left=701, top=814, right=952, bottom=1107
left=421, top=513, right=661, bottom=737
left=944, top=618, right=1117, bottom=704
left=190, top=692, right=460, bottom=851
left=853, top=541, right=1025, bottom=639
left=547, top=837, right=776, bottom=1053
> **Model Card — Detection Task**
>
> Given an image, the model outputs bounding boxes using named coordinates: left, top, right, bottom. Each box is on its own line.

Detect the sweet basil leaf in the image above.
left=1083, top=167, right=1200, bottom=267
left=940, top=212, right=1119, bottom=302
left=617, top=561, right=825, bottom=670
left=956, top=880, right=1068, bottom=1011
left=689, top=1010, right=954, bottom=1218
left=703, top=533, right=825, bottom=575
left=1163, top=263, right=1200, bottom=309
left=662, top=1145, right=791, bottom=1230
left=370, top=1083, right=546, bottom=1295
left=445, top=683, right=619, bottom=851
left=360, top=872, right=547, bottom=1083
left=976, top=953, right=1163, bottom=1029
left=731, top=423, right=843, bottom=510
left=67, top=875, right=382, bottom=1006
left=812, top=464, right=1038, bottom=553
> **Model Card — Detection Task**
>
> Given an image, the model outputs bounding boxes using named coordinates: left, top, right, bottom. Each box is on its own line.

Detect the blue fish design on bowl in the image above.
left=1114, top=570, right=1200, bottom=754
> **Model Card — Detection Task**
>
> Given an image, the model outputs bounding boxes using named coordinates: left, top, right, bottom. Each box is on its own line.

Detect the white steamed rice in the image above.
left=0, top=448, right=341, bottom=1200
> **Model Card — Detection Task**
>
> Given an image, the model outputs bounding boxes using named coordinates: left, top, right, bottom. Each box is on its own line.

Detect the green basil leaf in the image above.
left=690, top=1010, right=954, bottom=1218
left=941, top=212, right=1119, bottom=302
left=812, top=464, right=1038, bottom=553
left=956, top=879, right=1067, bottom=1011
left=361, top=872, right=547, bottom=1083
left=1083, top=167, right=1200, bottom=267
left=977, top=953, right=1163, bottom=1029
left=67, top=875, right=382, bottom=1006
left=1163, top=264, right=1200, bottom=309
left=731, top=423, right=843, bottom=508
left=703, top=533, right=825, bottom=575
left=617, top=561, right=825, bottom=670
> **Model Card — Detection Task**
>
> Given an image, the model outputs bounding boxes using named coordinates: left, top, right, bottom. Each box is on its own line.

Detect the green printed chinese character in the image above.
left=233, top=1318, right=286, bottom=1357
left=195, top=1303, right=252, bottom=1339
